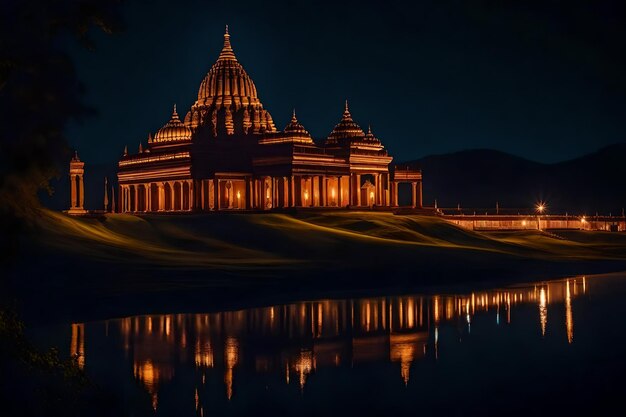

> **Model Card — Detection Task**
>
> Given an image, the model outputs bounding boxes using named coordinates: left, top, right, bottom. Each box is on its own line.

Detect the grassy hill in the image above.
left=9, top=209, right=626, bottom=322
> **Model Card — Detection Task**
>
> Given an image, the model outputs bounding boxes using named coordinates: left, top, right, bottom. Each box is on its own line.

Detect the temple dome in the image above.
left=283, top=110, right=312, bottom=139
left=186, top=26, right=276, bottom=136
left=260, top=110, right=313, bottom=144
left=153, top=105, right=192, bottom=143
left=325, top=101, right=365, bottom=145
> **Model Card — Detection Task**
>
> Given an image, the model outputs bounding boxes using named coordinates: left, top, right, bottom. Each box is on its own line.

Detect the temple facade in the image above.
left=117, top=27, right=422, bottom=213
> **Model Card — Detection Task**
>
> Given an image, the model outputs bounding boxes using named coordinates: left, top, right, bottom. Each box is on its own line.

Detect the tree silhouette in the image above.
left=0, top=0, right=124, bottom=267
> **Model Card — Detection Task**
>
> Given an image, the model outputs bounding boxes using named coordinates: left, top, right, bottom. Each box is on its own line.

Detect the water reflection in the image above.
left=68, top=277, right=589, bottom=411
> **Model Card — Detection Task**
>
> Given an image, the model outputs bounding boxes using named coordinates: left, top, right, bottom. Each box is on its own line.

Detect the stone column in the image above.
left=283, top=177, right=289, bottom=208
left=79, top=175, right=85, bottom=209
left=356, top=174, right=361, bottom=207
left=417, top=181, right=423, bottom=208
left=374, top=174, right=380, bottom=206
left=145, top=184, right=150, bottom=212
left=337, top=176, right=342, bottom=207
left=393, top=181, right=399, bottom=207
left=290, top=176, right=296, bottom=207
left=309, top=177, right=315, bottom=207
left=213, top=178, right=219, bottom=211
left=200, top=180, right=205, bottom=211
left=411, top=182, right=417, bottom=209
left=169, top=182, right=175, bottom=211
left=133, top=185, right=138, bottom=212
left=189, top=180, right=194, bottom=211
left=158, top=183, right=165, bottom=211
left=70, top=175, right=77, bottom=208
left=321, top=176, right=327, bottom=207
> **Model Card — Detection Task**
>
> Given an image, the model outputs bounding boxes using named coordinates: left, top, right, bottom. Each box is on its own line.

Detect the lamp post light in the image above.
left=536, top=202, right=546, bottom=230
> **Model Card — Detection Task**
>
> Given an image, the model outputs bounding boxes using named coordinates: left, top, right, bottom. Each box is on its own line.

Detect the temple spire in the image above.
left=292, top=108, right=297, bottom=122
left=219, top=24, right=236, bottom=61
left=342, top=99, right=353, bottom=121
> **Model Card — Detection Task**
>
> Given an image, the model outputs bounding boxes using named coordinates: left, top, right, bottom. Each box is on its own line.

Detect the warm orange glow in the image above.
left=70, top=323, right=85, bottom=369
left=565, top=280, right=574, bottom=344
left=224, top=337, right=239, bottom=400
left=294, top=350, right=314, bottom=389
left=539, top=287, right=547, bottom=337
left=536, top=202, right=546, bottom=213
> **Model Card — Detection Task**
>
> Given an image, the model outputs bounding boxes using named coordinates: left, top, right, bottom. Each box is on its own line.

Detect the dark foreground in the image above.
left=26, top=272, right=626, bottom=417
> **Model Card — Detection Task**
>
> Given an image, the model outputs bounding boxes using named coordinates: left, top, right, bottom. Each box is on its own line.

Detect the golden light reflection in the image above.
left=539, top=287, right=548, bottom=337
left=224, top=337, right=239, bottom=400
left=195, top=339, right=214, bottom=368
left=70, top=323, right=85, bottom=369
left=565, top=280, right=574, bottom=344
left=89, top=277, right=590, bottom=407
left=390, top=333, right=425, bottom=385
left=294, top=349, right=314, bottom=389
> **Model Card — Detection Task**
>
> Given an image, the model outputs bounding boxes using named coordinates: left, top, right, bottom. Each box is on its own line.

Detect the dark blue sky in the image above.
left=65, top=0, right=626, bottom=164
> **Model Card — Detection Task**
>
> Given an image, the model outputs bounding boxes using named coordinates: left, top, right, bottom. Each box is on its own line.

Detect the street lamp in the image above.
left=535, top=202, right=546, bottom=230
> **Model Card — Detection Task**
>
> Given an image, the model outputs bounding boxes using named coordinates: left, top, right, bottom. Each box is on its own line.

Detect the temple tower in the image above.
left=68, top=151, right=87, bottom=215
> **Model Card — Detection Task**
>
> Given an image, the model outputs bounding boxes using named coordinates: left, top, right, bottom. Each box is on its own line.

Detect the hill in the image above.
left=9, top=210, right=626, bottom=321
left=411, top=143, right=626, bottom=214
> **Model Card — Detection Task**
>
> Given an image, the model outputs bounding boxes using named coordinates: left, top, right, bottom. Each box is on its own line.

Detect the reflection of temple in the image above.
left=72, top=277, right=586, bottom=412
left=117, top=27, right=423, bottom=213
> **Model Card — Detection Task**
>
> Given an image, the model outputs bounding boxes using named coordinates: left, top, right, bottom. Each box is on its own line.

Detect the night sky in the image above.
left=64, top=0, right=626, bottom=165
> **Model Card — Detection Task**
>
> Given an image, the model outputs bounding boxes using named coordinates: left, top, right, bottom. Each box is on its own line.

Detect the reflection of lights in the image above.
left=224, top=337, right=239, bottom=400
left=294, top=350, right=314, bottom=389
left=539, top=287, right=548, bottom=337
left=433, top=296, right=440, bottom=324
left=70, top=323, right=85, bottom=369
left=390, top=334, right=418, bottom=385
left=195, top=340, right=214, bottom=368
left=565, top=280, right=574, bottom=344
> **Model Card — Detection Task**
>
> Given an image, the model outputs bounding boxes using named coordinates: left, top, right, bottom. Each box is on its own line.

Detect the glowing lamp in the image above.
left=536, top=203, right=546, bottom=213
left=304, top=190, right=309, bottom=202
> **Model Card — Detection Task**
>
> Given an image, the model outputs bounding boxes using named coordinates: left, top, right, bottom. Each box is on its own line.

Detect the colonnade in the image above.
left=119, top=174, right=422, bottom=213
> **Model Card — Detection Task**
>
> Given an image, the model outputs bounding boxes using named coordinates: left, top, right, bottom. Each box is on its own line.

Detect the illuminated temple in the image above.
left=117, top=27, right=423, bottom=213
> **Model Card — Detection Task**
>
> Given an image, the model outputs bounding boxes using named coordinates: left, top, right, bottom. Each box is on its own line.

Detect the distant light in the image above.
left=536, top=202, right=546, bottom=213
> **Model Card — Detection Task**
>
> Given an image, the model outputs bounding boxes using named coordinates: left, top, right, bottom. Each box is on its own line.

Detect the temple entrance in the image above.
left=218, top=180, right=246, bottom=209
left=361, top=180, right=376, bottom=207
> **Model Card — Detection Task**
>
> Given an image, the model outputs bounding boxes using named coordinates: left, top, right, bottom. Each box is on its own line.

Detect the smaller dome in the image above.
left=363, top=125, right=382, bottom=144
left=326, top=101, right=365, bottom=145
left=154, top=105, right=192, bottom=143
left=260, top=109, right=313, bottom=144
left=284, top=110, right=312, bottom=139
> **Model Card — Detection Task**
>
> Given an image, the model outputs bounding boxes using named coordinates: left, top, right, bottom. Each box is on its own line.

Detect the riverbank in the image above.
left=9, top=209, right=626, bottom=324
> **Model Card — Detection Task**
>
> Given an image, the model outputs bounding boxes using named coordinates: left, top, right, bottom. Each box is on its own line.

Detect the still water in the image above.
left=31, top=274, right=626, bottom=416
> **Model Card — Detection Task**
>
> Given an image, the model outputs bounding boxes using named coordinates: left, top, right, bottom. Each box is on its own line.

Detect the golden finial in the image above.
left=219, top=24, right=236, bottom=60
left=123, top=145, right=128, bottom=156
left=173, top=103, right=177, bottom=115
left=367, top=124, right=372, bottom=135
left=292, top=108, right=297, bottom=122
left=345, top=99, right=349, bottom=112
left=139, top=142, right=143, bottom=153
